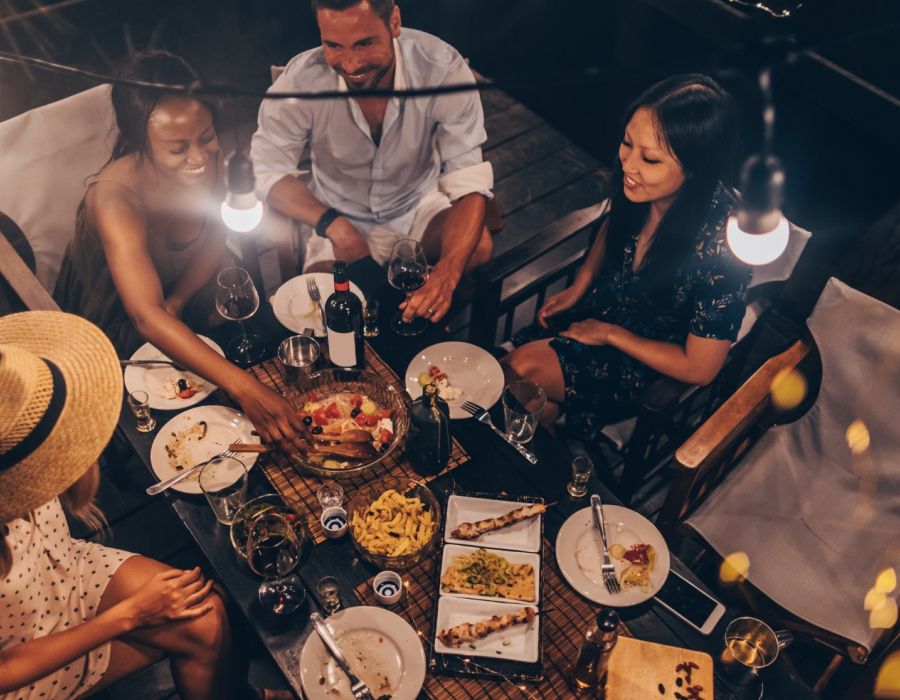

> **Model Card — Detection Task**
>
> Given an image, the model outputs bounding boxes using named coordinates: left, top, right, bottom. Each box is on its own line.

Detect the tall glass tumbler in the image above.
left=199, top=457, right=249, bottom=525
left=502, top=380, right=547, bottom=444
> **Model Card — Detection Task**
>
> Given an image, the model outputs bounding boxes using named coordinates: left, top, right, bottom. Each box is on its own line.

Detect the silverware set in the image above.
left=145, top=440, right=243, bottom=496
left=311, top=612, right=376, bottom=700
left=591, top=493, right=621, bottom=594
left=461, top=400, right=539, bottom=464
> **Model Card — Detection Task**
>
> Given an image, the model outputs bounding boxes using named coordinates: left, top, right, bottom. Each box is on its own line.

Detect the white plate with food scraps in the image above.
left=124, top=336, right=223, bottom=410
left=434, top=597, right=539, bottom=663
left=439, top=543, right=541, bottom=605
left=404, top=341, right=504, bottom=419
left=149, top=405, right=260, bottom=495
left=271, top=273, right=366, bottom=337
left=444, top=495, right=542, bottom=553
left=299, top=606, right=425, bottom=700
left=555, top=504, right=670, bottom=606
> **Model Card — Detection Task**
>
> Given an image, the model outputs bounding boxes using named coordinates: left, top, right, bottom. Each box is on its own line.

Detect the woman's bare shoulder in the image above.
left=86, top=156, right=146, bottom=213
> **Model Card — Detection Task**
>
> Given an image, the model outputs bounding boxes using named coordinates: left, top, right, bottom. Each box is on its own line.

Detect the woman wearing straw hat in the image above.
left=0, top=311, right=268, bottom=700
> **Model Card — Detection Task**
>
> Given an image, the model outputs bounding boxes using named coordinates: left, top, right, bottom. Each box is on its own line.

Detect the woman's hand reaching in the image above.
left=558, top=319, right=618, bottom=346
left=123, top=568, right=215, bottom=628
left=234, top=379, right=308, bottom=454
left=537, top=286, right=584, bottom=329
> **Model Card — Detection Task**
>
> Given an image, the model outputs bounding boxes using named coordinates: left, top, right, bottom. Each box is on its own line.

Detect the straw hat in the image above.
left=0, top=311, right=122, bottom=523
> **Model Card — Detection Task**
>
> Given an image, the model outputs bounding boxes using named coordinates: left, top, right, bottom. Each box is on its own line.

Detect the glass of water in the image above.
left=502, top=380, right=546, bottom=444
left=199, top=457, right=249, bottom=525
left=566, top=456, right=594, bottom=497
left=126, top=390, right=156, bottom=433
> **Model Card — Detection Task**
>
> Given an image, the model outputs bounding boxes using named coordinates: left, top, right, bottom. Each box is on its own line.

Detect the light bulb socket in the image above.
left=736, top=154, right=785, bottom=235
left=225, top=190, right=259, bottom=212
left=225, top=150, right=256, bottom=196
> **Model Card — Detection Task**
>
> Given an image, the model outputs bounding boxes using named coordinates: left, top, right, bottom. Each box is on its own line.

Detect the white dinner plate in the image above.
left=555, top=504, right=671, bottom=606
left=149, top=406, right=260, bottom=495
left=124, top=336, right=223, bottom=410
left=434, top=596, right=539, bottom=663
left=299, top=606, right=425, bottom=700
left=404, top=341, right=504, bottom=419
left=444, top=495, right=542, bottom=553
left=271, top=273, right=366, bottom=337
left=439, top=543, right=541, bottom=605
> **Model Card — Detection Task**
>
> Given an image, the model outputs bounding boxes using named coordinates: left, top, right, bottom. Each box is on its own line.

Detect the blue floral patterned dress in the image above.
left=521, top=186, right=751, bottom=443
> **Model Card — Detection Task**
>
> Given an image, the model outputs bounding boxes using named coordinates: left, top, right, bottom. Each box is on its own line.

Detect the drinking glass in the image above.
left=387, top=238, right=429, bottom=336
left=363, top=300, right=380, bottom=337
left=566, top=456, right=594, bottom=497
left=277, top=335, right=320, bottom=385
left=316, top=481, right=344, bottom=509
left=126, top=390, right=156, bottom=433
left=198, top=457, right=248, bottom=525
left=502, top=380, right=546, bottom=444
left=316, top=575, right=342, bottom=615
left=719, top=617, right=793, bottom=697
left=215, top=266, right=265, bottom=366
left=246, top=513, right=307, bottom=615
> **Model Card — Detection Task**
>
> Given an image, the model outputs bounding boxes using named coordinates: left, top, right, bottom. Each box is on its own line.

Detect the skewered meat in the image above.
left=437, top=606, right=536, bottom=646
left=450, top=503, right=546, bottom=540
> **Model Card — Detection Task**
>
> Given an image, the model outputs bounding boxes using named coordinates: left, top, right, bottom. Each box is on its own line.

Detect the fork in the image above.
left=590, top=493, right=621, bottom=594
left=461, top=401, right=538, bottom=464
left=306, top=277, right=327, bottom=333
left=146, top=440, right=243, bottom=495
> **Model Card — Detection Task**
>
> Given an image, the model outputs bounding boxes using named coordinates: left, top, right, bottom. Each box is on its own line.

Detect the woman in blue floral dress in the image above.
left=504, top=74, right=751, bottom=443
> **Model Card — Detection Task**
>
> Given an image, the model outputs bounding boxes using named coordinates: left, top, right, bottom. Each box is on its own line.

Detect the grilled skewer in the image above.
left=450, top=503, right=547, bottom=540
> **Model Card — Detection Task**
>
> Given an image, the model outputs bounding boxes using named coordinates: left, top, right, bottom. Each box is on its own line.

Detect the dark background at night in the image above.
left=1, top=0, right=898, bottom=261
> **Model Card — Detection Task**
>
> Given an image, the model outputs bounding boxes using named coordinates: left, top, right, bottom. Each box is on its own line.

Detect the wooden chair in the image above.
left=470, top=200, right=811, bottom=506
left=0, top=211, right=58, bottom=313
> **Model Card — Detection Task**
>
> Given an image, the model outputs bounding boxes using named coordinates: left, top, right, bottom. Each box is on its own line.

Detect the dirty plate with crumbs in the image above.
left=149, top=405, right=260, bottom=494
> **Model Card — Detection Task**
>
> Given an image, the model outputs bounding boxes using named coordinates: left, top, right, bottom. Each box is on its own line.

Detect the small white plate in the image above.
left=404, top=341, right=504, bottom=419
left=124, top=336, right=223, bottom=410
left=439, top=544, right=540, bottom=605
left=444, top=496, right=541, bottom=553
left=300, top=606, right=425, bottom=700
left=555, top=504, right=671, bottom=606
left=434, top=596, right=539, bottom=663
left=271, top=273, right=366, bottom=337
left=149, top=406, right=259, bottom=495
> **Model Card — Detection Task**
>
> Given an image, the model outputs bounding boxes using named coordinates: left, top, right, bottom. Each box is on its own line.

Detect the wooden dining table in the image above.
left=114, top=257, right=815, bottom=700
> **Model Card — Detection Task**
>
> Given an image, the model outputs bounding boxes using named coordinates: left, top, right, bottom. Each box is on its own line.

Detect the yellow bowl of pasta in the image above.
left=347, top=478, right=442, bottom=571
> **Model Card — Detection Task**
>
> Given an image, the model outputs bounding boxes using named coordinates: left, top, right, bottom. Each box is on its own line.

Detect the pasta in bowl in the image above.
left=347, top=478, right=442, bottom=571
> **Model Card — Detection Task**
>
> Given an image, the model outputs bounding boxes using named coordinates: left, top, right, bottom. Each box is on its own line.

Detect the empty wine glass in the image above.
left=246, top=512, right=306, bottom=615
left=387, top=238, right=429, bottom=336
left=215, top=266, right=266, bottom=366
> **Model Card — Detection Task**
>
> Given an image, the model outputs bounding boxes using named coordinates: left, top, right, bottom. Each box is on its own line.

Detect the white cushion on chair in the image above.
left=0, top=85, right=118, bottom=291
left=688, top=277, right=900, bottom=655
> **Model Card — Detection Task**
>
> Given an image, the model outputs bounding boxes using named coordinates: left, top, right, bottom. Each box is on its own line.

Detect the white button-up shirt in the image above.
left=251, top=28, right=493, bottom=225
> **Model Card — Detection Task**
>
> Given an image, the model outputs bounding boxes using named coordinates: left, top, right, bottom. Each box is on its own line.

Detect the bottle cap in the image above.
left=597, top=609, right=619, bottom=633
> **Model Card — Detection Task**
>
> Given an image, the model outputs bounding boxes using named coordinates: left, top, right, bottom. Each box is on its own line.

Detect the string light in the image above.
left=725, top=0, right=802, bottom=19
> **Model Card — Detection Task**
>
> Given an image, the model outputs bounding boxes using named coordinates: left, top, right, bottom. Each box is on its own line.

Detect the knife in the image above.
left=311, top=613, right=375, bottom=700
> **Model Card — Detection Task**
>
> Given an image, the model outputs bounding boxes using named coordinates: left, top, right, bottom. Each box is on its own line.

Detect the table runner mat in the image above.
left=247, top=343, right=469, bottom=544
left=354, top=540, right=630, bottom=699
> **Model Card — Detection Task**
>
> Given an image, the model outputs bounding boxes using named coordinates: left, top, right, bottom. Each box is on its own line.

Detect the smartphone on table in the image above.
left=653, top=569, right=726, bottom=635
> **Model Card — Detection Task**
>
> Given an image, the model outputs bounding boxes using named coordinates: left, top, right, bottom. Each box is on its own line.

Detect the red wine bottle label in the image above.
left=327, top=328, right=357, bottom=367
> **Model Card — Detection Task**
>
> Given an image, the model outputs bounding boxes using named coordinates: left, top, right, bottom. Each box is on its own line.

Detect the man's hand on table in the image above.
left=400, top=261, right=461, bottom=324
left=328, top=217, right=372, bottom=263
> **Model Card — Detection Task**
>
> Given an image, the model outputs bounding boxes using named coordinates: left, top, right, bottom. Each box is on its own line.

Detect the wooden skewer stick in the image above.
left=229, top=443, right=269, bottom=453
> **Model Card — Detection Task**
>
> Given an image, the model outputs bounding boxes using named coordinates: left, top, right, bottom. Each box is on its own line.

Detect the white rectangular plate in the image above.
left=434, top=597, right=539, bottom=663
left=444, top=495, right=542, bottom=552
left=439, top=544, right=540, bottom=605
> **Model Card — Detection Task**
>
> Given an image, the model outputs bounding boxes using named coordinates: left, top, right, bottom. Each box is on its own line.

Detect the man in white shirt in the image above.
left=251, top=0, right=494, bottom=324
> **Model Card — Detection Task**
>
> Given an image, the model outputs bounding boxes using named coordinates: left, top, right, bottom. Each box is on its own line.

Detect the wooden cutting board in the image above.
left=606, top=636, right=714, bottom=700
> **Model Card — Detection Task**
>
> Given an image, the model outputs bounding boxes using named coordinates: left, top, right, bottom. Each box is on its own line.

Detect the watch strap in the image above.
left=315, top=208, right=342, bottom=238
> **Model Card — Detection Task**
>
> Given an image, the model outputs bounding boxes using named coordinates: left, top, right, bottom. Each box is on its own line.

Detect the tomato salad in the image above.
left=299, top=392, right=395, bottom=461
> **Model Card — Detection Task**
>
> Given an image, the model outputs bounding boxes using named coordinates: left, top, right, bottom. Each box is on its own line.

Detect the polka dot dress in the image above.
left=1, top=498, right=136, bottom=700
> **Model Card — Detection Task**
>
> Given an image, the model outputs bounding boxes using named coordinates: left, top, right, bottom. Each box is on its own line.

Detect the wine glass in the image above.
left=215, top=266, right=266, bottom=366
left=246, top=512, right=307, bottom=615
left=387, top=238, right=429, bottom=336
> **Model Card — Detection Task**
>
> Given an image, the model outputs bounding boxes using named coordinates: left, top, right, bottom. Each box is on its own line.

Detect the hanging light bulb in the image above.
left=727, top=153, right=789, bottom=266
left=221, top=151, right=263, bottom=233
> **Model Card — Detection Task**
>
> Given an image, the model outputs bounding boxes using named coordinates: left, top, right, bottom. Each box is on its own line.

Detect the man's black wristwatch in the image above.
left=315, top=208, right=342, bottom=238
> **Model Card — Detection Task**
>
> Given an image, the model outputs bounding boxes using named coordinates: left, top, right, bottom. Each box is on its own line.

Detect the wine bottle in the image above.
left=325, top=261, right=364, bottom=369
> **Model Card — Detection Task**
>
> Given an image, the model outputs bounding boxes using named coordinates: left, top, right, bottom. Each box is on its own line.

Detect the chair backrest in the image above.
left=0, top=84, right=118, bottom=292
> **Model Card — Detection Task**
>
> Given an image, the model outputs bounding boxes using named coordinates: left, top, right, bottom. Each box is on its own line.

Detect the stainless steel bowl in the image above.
left=287, top=367, right=410, bottom=480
